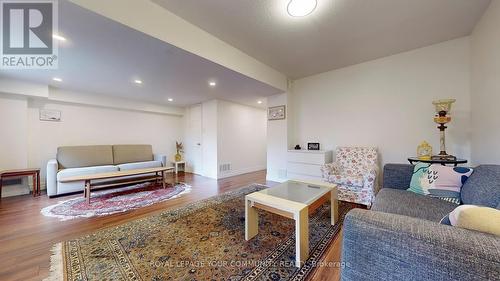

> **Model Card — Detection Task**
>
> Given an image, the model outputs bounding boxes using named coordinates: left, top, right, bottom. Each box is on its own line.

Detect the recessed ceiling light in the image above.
left=287, top=0, right=317, bottom=17
left=209, top=81, right=217, bottom=87
left=257, top=100, right=263, bottom=104
left=134, top=79, right=143, bottom=84
left=52, top=77, right=62, bottom=82
left=167, top=98, right=173, bottom=102
left=52, top=34, right=66, bottom=41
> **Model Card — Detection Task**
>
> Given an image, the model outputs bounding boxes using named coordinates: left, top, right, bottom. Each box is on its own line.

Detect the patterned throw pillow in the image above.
left=408, top=163, right=473, bottom=204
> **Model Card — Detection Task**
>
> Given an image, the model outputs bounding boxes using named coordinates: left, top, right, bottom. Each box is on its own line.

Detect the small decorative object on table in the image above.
left=268, top=105, right=286, bottom=120
left=294, top=144, right=301, bottom=150
left=432, top=99, right=456, bottom=160
left=175, top=141, right=184, bottom=162
left=307, top=143, right=320, bottom=150
left=416, top=141, right=433, bottom=160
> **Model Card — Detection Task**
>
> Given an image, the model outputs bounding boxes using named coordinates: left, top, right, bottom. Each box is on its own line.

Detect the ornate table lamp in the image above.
left=432, top=99, right=456, bottom=160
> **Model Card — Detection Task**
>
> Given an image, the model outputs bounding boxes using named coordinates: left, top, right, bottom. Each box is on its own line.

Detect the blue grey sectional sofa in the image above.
left=341, top=164, right=500, bottom=281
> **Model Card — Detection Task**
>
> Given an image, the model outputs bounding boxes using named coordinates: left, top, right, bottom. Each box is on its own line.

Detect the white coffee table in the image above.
left=245, top=180, right=338, bottom=267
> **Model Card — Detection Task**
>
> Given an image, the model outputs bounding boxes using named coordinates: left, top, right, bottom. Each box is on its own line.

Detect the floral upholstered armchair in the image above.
left=321, top=147, right=379, bottom=207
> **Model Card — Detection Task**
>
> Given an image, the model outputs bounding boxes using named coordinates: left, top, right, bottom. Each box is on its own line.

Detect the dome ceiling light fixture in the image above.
left=287, top=0, right=318, bottom=17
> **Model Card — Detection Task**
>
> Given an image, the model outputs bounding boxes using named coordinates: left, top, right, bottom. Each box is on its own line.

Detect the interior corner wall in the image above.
left=291, top=37, right=472, bottom=168
left=470, top=0, right=500, bottom=165
left=197, top=99, right=267, bottom=180
left=217, top=100, right=267, bottom=179
left=201, top=100, right=219, bottom=179
left=266, top=93, right=290, bottom=182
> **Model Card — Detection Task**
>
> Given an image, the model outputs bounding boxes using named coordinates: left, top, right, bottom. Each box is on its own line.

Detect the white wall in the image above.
left=291, top=37, right=471, bottom=167
left=184, top=99, right=267, bottom=179
left=0, top=92, right=183, bottom=196
left=470, top=0, right=500, bottom=165
left=266, top=93, right=290, bottom=182
left=201, top=100, right=219, bottom=179
left=217, top=100, right=267, bottom=178
left=0, top=95, right=29, bottom=197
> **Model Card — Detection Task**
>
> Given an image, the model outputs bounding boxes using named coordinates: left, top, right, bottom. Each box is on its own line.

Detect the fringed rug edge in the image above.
left=44, top=242, right=64, bottom=281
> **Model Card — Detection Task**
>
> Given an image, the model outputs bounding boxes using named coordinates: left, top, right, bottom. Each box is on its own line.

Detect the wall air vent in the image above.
left=219, top=163, right=231, bottom=173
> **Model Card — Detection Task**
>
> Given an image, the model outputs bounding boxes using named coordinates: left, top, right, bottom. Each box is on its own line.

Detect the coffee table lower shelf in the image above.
left=60, top=167, right=174, bottom=204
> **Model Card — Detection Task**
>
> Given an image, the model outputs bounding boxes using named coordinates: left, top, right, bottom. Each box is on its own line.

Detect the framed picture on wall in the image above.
left=39, top=109, right=61, bottom=122
left=268, top=105, right=286, bottom=120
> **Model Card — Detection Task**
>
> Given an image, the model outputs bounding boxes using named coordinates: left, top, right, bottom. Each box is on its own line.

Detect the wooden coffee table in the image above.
left=245, top=180, right=338, bottom=267
left=60, top=167, right=174, bottom=204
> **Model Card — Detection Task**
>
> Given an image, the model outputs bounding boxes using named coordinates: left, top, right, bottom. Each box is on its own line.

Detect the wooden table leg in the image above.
left=37, top=171, right=40, bottom=196
left=331, top=189, right=339, bottom=225
left=162, top=171, right=166, bottom=189
left=32, top=173, right=36, bottom=197
left=245, top=198, right=259, bottom=240
left=0, top=176, right=2, bottom=199
left=295, top=207, right=309, bottom=267
left=85, top=180, right=91, bottom=204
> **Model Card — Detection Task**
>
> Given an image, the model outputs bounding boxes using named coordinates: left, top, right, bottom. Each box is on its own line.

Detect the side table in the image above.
left=172, top=161, right=186, bottom=174
left=0, top=168, right=41, bottom=198
left=408, top=157, right=467, bottom=167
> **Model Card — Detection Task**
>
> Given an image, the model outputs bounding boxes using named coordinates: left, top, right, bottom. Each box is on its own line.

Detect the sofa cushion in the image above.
left=461, top=165, right=500, bottom=208
left=57, top=165, right=119, bottom=181
left=57, top=145, right=114, bottom=169
left=382, top=164, right=414, bottom=190
left=372, top=188, right=458, bottom=222
left=112, top=145, right=153, bottom=165
left=117, top=161, right=162, bottom=171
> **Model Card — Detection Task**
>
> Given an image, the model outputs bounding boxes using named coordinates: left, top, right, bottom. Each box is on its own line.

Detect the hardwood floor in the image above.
left=0, top=171, right=346, bottom=281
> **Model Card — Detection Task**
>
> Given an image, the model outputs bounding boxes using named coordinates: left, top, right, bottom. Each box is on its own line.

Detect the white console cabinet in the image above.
left=287, top=150, right=333, bottom=181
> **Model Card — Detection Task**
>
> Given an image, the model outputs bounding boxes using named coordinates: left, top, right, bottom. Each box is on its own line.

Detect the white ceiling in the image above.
left=0, top=1, right=282, bottom=108
left=154, top=0, right=491, bottom=79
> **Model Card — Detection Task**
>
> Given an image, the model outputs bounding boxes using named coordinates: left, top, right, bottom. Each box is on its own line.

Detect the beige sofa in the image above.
left=46, top=144, right=166, bottom=197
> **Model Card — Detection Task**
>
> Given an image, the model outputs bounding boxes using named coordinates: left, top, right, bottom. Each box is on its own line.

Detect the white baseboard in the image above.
left=217, top=165, right=266, bottom=179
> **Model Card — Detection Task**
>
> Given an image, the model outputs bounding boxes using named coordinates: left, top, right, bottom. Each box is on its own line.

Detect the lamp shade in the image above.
left=432, top=99, right=456, bottom=114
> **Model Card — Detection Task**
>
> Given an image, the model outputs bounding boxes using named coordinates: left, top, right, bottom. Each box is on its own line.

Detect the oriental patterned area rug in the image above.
left=46, top=184, right=354, bottom=281
left=41, top=182, right=191, bottom=221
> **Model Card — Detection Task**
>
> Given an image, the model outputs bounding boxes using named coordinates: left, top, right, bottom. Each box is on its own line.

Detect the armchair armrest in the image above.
left=46, top=159, right=58, bottom=197
left=341, top=209, right=500, bottom=281
left=361, top=165, right=378, bottom=191
left=321, top=162, right=341, bottom=179
left=154, top=154, right=168, bottom=167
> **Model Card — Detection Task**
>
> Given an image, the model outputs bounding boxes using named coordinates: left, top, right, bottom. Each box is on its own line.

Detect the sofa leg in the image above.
left=84, top=180, right=91, bottom=204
